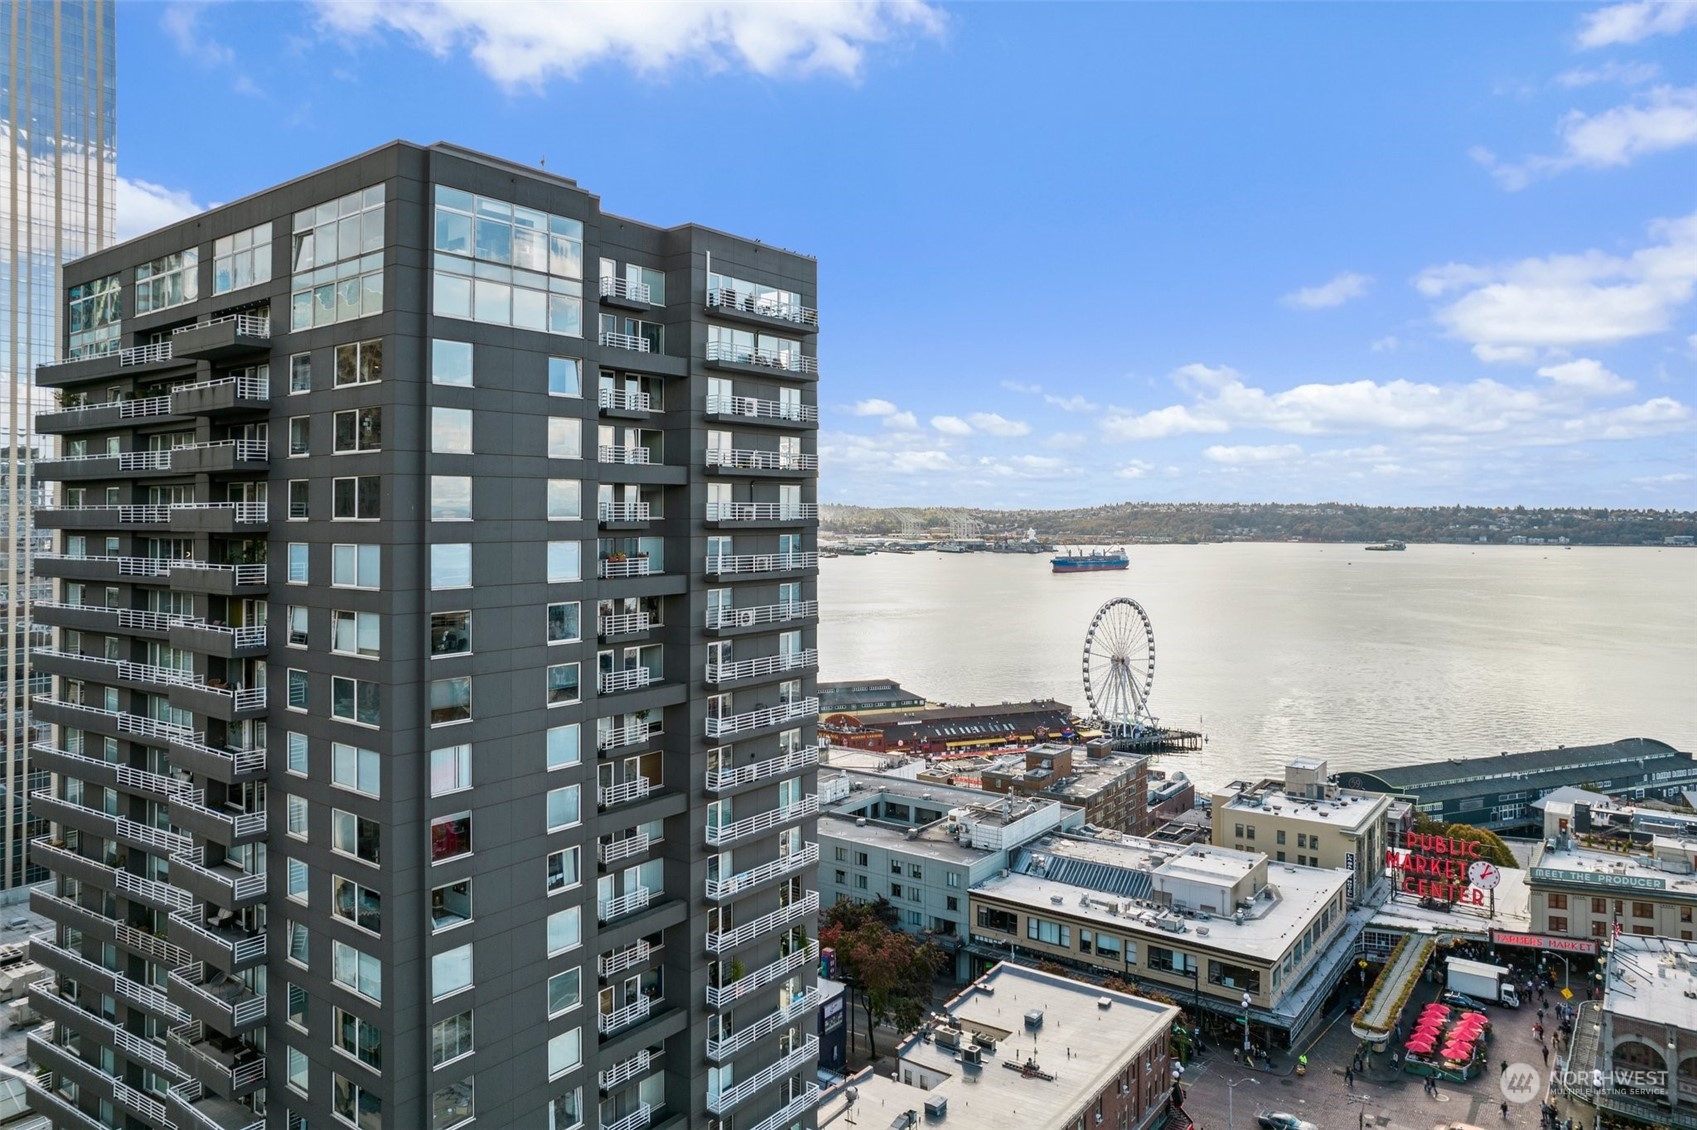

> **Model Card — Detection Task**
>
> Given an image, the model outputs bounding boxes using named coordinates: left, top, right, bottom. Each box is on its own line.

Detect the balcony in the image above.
left=168, top=619, right=266, bottom=659
left=169, top=560, right=269, bottom=596
left=598, top=940, right=652, bottom=979
left=30, top=888, right=118, bottom=944
left=705, top=600, right=819, bottom=634
left=113, top=814, right=193, bottom=857
left=169, top=373, right=269, bottom=417
left=598, top=501, right=652, bottom=528
left=170, top=908, right=266, bottom=970
left=30, top=933, right=117, bottom=998
left=30, top=696, right=196, bottom=744
left=704, top=393, right=818, bottom=429
left=598, top=886, right=652, bottom=923
left=704, top=502, right=817, bottom=527
left=598, top=276, right=652, bottom=308
left=115, top=921, right=193, bottom=969
left=170, top=313, right=270, bottom=361
left=37, top=394, right=186, bottom=434
left=705, top=649, right=818, bottom=686
left=168, top=734, right=266, bottom=783
left=598, top=611, right=651, bottom=639
left=601, top=1103, right=653, bottom=1130
left=706, top=843, right=818, bottom=902
left=35, top=551, right=169, bottom=583
left=704, top=552, right=818, bottom=578
left=600, top=331, right=651, bottom=353
left=598, top=720, right=659, bottom=752
left=27, top=1070, right=107, bottom=1130
left=598, top=667, right=654, bottom=696
left=705, top=746, right=820, bottom=793
left=169, top=962, right=266, bottom=1032
left=168, top=1022, right=266, bottom=1097
left=706, top=796, right=817, bottom=848
left=705, top=698, right=820, bottom=739
left=707, top=986, right=821, bottom=1060
left=166, top=1079, right=264, bottom=1130
left=169, top=848, right=266, bottom=907
left=168, top=438, right=269, bottom=476
left=115, top=869, right=194, bottom=914
left=599, top=1048, right=652, bottom=1092
left=168, top=679, right=267, bottom=723
left=706, top=892, right=819, bottom=955
left=597, top=444, right=652, bottom=465
left=706, top=287, right=819, bottom=332
left=598, top=831, right=651, bottom=866
left=170, top=790, right=266, bottom=846
left=748, top=1084, right=822, bottom=1130
left=705, top=341, right=818, bottom=379
left=705, top=1035, right=818, bottom=1113
left=599, top=555, right=654, bottom=579
left=598, top=387, right=652, bottom=418
left=596, top=993, right=652, bottom=1036
left=706, top=447, right=819, bottom=476
left=597, top=777, right=653, bottom=810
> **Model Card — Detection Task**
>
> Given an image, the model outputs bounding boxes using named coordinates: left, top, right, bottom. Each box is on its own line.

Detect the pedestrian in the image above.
left=1542, top=1045, right=1550, bottom=1065
left=1502, top=1100, right=1511, bottom=1120
left=1537, top=1007, right=1545, bottom=1023
left=1233, top=1046, right=1241, bottom=1063
left=1502, top=1060, right=1510, bottom=1074
left=1345, top=1066, right=1355, bottom=1088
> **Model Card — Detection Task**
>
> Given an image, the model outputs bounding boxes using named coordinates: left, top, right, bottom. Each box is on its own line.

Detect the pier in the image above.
left=1107, top=727, right=1204, bottom=755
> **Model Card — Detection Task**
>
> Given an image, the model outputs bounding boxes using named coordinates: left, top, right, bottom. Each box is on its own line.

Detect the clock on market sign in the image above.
left=1467, top=859, right=1502, bottom=891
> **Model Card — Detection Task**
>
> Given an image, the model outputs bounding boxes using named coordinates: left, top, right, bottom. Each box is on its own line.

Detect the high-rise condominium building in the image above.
left=1, top=0, right=117, bottom=892
left=27, top=141, right=821, bottom=1130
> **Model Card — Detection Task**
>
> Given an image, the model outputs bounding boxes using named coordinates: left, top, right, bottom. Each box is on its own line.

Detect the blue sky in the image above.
left=118, top=1, right=1697, bottom=508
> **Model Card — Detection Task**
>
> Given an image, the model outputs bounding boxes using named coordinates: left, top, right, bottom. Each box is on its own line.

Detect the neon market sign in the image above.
left=1386, top=834, right=1486, bottom=906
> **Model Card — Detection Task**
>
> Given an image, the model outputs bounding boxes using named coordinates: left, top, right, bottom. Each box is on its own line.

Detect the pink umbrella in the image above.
left=1442, top=1043, right=1473, bottom=1060
left=1405, top=1040, right=1435, bottom=1053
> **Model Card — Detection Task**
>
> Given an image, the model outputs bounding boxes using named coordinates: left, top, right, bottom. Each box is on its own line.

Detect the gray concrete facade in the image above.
left=26, top=141, right=820, bottom=1130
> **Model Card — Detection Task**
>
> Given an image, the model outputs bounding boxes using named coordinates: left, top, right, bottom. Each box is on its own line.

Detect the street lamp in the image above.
left=1346, top=1092, right=1372, bottom=1130
left=1225, top=1074, right=1259, bottom=1130
left=1242, top=989, right=1253, bottom=1054
left=1541, top=951, right=1571, bottom=991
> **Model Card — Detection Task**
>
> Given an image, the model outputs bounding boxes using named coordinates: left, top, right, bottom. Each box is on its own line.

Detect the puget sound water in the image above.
left=816, top=543, right=1697, bottom=793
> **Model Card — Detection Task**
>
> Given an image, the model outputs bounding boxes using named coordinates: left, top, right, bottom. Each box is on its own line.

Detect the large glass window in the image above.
left=430, top=677, right=471, bottom=725
left=547, top=479, right=580, bottom=520
left=432, top=408, right=473, bottom=454
left=546, top=663, right=580, bottom=706
left=546, top=786, right=581, bottom=831
left=332, top=940, right=383, bottom=1002
left=291, top=185, right=386, bottom=331
left=332, top=810, right=381, bottom=865
left=334, top=407, right=382, bottom=453
left=548, top=417, right=582, bottom=459
left=333, top=611, right=381, bottom=658
left=546, top=847, right=580, bottom=893
left=430, top=744, right=472, bottom=795
left=431, top=879, right=472, bottom=932
left=331, top=677, right=381, bottom=726
left=432, top=945, right=473, bottom=1000
left=433, top=187, right=582, bottom=336
left=546, top=602, right=579, bottom=643
left=333, top=476, right=380, bottom=520
left=431, top=476, right=472, bottom=521
left=432, top=1010, right=474, bottom=1065
left=288, top=543, right=310, bottom=584
left=546, top=724, right=581, bottom=770
left=433, top=1077, right=474, bottom=1130
left=333, top=1072, right=383, bottom=1130
left=334, top=339, right=384, bottom=386
left=290, top=352, right=312, bottom=393
left=67, top=274, right=121, bottom=358
left=547, top=541, right=580, bottom=583
left=547, top=1028, right=581, bottom=1079
left=547, top=906, right=580, bottom=954
left=431, top=544, right=472, bottom=589
left=332, top=876, right=382, bottom=934
left=213, top=222, right=273, bottom=294
left=431, top=812, right=473, bottom=862
left=431, top=611, right=471, bottom=656
left=331, top=742, right=381, bottom=795
left=708, top=270, right=805, bottom=323
left=332, top=544, right=381, bottom=588
left=135, top=249, right=199, bottom=313
left=547, top=968, right=581, bottom=1016
left=334, top=1006, right=382, bottom=1070
left=548, top=357, right=582, bottom=397
left=431, top=339, right=473, bottom=386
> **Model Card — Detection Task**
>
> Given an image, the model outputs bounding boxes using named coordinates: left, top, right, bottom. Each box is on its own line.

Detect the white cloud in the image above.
left=1203, top=443, right=1304, bottom=464
left=1555, top=60, right=1661, bottom=87
left=1560, top=396, right=1691, bottom=440
left=162, top=3, right=236, bottom=66
left=1536, top=358, right=1635, bottom=396
left=1171, top=362, right=1242, bottom=393
left=1282, top=271, right=1373, bottom=310
left=1000, top=379, right=1042, bottom=394
left=884, top=411, right=919, bottom=431
left=1115, top=460, right=1153, bottom=479
left=966, top=412, right=1030, bottom=437
left=1576, top=0, right=1697, bottom=48
left=930, top=415, right=973, bottom=436
left=1473, top=344, right=1540, bottom=364
left=116, top=176, right=206, bottom=241
left=1472, top=85, right=1697, bottom=189
left=313, top=0, right=945, bottom=87
left=1631, top=471, right=1694, bottom=484
left=1370, top=336, right=1400, bottom=353
left=1417, top=209, right=1697, bottom=352
left=1101, top=404, right=1230, bottom=440
left=1042, top=393, right=1099, bottom=413
left=851, top=398, right=899, bottom=416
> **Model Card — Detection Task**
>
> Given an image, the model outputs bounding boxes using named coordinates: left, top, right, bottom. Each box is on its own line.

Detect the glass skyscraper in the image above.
left=1, top=0, right=117, bottom=889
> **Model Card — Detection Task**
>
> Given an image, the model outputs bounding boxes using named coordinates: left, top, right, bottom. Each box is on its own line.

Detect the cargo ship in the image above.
left=1050, top=547, right=1129, bottom=573
left=1364, top=541, right=1406, bottom=552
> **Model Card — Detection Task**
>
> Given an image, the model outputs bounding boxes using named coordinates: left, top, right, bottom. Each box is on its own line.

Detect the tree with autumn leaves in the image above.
left=820, top=898, right=945, bottom=1060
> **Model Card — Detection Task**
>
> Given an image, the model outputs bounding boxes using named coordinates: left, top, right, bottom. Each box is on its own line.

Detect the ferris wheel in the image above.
left=1081, top=597, right=1157, bottom=735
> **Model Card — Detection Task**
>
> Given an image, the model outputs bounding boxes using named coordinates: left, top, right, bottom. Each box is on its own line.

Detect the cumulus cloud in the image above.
left=1115, top=460, right=1154, bottom=479
left=851, top=398, right=899, bottom=416
left=313, top=0, right=945, bottom=87
left=884, top=411, right=919, bottom=431
left=1282, top=272, right=1373, bottom=310
left=1203, top=443, right=1304, bottom=464
left=966, top=412, right=1030, bottom=437
left=1560, top=397, right=1691, bottom=440
left=1101, top=404, right=1229, bottom=440
left=1472, top=85, right=1697, bottom=189
left=1576, top=0, right=1697, bottom=48
left=1416, top=209, right=1697, bottom=352
left=930, top=415, right=973, bottom=436
left=1536, top=358, right=1635, bottom=396
left=1171, top=362, right=1242, bottom=393
left=116, top=176, right=206, bottom=241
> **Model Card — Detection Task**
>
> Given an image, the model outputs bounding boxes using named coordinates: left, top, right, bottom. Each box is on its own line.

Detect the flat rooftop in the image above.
left=1531, top=840, right=1697, bottom=896
left=818, top=813, right=997, bottom=866
left=1603, top=936, right=1697, bottom=1032
left=1356, top=737, right=1691, bottom=791
left=1216, top=782, right=1386, bottom=831
left=818, top=963, right=1176, bottom=1130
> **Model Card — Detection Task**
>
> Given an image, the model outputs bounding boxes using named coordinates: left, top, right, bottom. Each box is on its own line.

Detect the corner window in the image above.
left=431, top=475, right=472, bottom=521
left=431, top=339, right=473, bottom=387
left=431, top=812, right=473, bottom=863
left=431, top=544, right=472, bottom=589
left=430, top=677, right=471, bottom=725
left=432, top=407, right=473, bottom=454
left=548, top=357, right=581, bottom=397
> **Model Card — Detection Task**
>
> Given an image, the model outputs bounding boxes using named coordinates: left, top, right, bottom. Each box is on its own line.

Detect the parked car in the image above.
left=1257, top=1113, right=1319, bottom=1130
left=1439, top=990, right=1488, bottom=1010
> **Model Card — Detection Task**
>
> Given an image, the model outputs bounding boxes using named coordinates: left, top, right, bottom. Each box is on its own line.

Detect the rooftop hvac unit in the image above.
left=1024, top=1008, right=1044, bottom=1029
left=962, top=1044, right=983, bottom=1066
left=924, top=1095, right=948, bottom=1119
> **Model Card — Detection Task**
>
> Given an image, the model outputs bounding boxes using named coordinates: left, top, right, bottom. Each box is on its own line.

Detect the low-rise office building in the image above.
left=817, top=962, right=1178, bottom=1130
left=975, top=742, right=1150, bottom=836
left=1213, top=757, right=1391, bottom=904
left=968, top=835, right=1354, bottom=1047
left=1528, top=833, right=1697, bottom=941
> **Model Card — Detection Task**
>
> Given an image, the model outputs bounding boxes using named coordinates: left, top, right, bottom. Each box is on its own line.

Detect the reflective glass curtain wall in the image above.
left=0, top=0, right=116, bottom=888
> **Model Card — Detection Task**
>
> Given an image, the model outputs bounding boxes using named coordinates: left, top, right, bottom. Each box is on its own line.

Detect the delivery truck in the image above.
left=1445, top=957, right=1520, bottom=1008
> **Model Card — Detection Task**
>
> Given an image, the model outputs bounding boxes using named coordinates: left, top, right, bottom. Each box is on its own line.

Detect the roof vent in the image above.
left=1025, top=1008, right=1044, bottom=1028
left=856, top=817, right=867, bottom=827
left=924, top=1094, right=948, bottom=1119
left=1097, top=996, right=1112, bottom=1010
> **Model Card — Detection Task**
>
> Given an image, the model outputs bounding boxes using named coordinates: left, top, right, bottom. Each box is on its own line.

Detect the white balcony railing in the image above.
left=598, top=501, right=652, bottom=523
left=706, top=448, right=819, bottom=473
left=598, top=886, right=652, bottom=922
left=707, top=946, right=818, bottom=1011
left=707, top=986, right=821, bottom=1060
left=597, top=777, right=653, bottom=809
left=170, top=560, right=269, bottom=586
left=172, top=312, right=271, bottom=338
left=705, top=649, right=818, bottom=685
left=169, top=962, right=266, bottom=1027
left=705, top=600, right=817, bottom=631
left=31, top=697, right=197, bottom=743
left=43, top=501, right=268, bottom=525
left=705, top=393, right=817, bottom=424
left=598, top=832, right=651, bottom=865
left=121, top=341, right=173, bottom=366
left=601, top=1102, right=653, bottom=1130
left=596, top=994, right=652, bottom=1035
left=114, top=869, right=194, bottom=912
left=706, top=287, right=819, bottom=328
left=705, top=341, right=817, bottom=375
left=706, top=1035, right=819, bottom=1114
left=598, top=667, right=653, bottom=695
left=172, top=790, right=267, bottom=838
left=115, top=816, right=192, bottom=856
left=705, top=502, right=817, bottom=523
left=599, top=1048, right=653, bottom=1092
left=35, top=552, right=170, bottom=577
left=705, top=843, right=818, bottom=901
left=171, top=736, right=267, bottom=776
left=597, top=444, right=652, bottom=465
left=598, top=940, right=652, bottom=979
left=170, top=847, right=266, bottom=901
left=170, top=908, right=267, bottom=965
left=598, top=276, right=652, bottom=304
left=597, top=720, right=657, bottom=751
left=598, top=556, right=653, bottom=579
left=705, top=745, right=820, bottom=793
left=706, top=796, right=817, bottom=847
left=599, top=331, right=651, bottom=353
left=171, top=373, right=269, bottom=402
left=598, top=612, right=651, bottom=636
left=706, top=891, right=819, bottom=954
left=704, top=552, right=817, bottom=577
left=748, top=1085, right=822, bottom=1130
left=705, top=698, right=819, bottom=738
left=598, top=387, right=652, bottom=412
